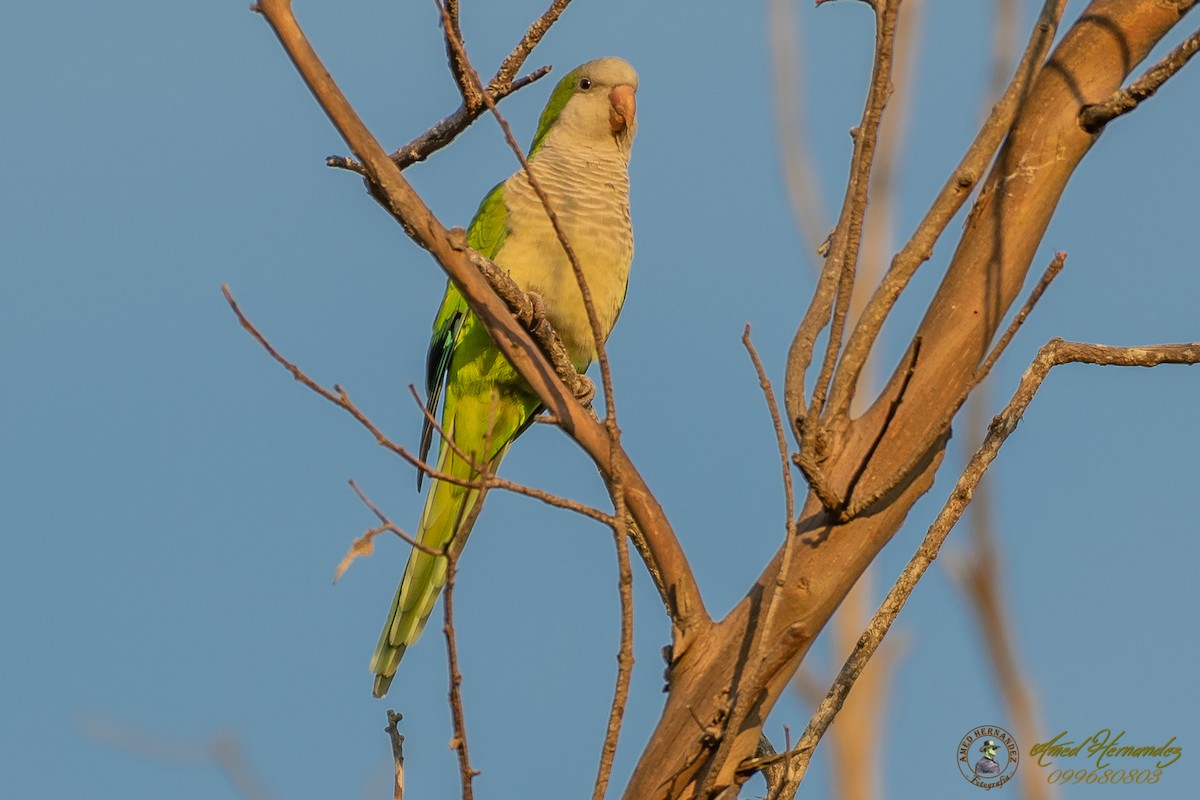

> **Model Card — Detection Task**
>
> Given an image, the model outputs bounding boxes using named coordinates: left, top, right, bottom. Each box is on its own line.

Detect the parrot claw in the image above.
left=523, top=290, right=549, bottom=328
left=574, top=375, right=596, bottom=406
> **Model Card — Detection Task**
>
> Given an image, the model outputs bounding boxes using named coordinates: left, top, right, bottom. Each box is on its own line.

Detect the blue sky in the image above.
left=3, top=1, right=1198, bottom=797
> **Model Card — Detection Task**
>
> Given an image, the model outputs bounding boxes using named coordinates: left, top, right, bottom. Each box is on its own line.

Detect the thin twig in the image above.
left=697, top=329, right=804, bottom=800
left=977, top=254, right=1066, bottom=379
left=806, top=0, right=901, bottom=425
left=783, top=0, right=903, bottom=436
left=442, top=485, right=489, bottom=800
left=440, top=0, right=479, bottom=108
left=384, top=711, right=405, bottom=800
left=782, top=0, right=903, bottom=520
left=438, top=395, right=513, bottom=800
left=350, top=478, right=398, bottom=529
left=743, top=327, right=796, bottom=537
left=335, top=479, right=441, bottom=583
left=819, top=3, right=922, bottom=789
left=493, top=0, right=575, bottom=90
left=443, top=567, right=476, bottom=800
left=690, top=331, right=805, bottom=798
left=591, top=497, right=634, bottom=800
left=749, top=336, right=1200, bottom=796
left=588, top=383, right=633, bottom=800
left=825, top=0, right=1069, bottom=420
left=742, top=326, right=796, bottom=642
left=348, top=479, right=437, bottom=553
left=222, top=284, right=442, bottom=473
left=1080, top=26, right=1200, bottom=133
left=696, top=325, right=827, bottom=798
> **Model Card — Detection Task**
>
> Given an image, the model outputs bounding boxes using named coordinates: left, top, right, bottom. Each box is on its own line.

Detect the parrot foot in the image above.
left=515, top=290, right=589, bottom=405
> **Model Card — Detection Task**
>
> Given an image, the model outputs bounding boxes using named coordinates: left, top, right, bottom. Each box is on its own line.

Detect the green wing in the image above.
left=467, top=181, right=509, bottom=257
left=417, top=182, right=509, bottom=487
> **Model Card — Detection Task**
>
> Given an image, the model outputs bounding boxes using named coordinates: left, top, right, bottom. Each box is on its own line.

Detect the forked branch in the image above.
left=824, top=0, right=1070, bottom=421
left=1079, top=26, right=1200, bottom=132
left=327, top=0, right=574, bottom=173
left=783, top=0, right=902, bottom=436
left=748, top=338, right=1200, bottom=798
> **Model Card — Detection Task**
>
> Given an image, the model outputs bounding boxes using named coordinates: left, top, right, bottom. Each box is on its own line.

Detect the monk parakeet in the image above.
left=370, top=57, right=638, bottom=697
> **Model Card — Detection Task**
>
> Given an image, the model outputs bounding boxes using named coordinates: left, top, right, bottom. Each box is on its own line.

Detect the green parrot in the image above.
left=370, top=57, right=639, bottom=697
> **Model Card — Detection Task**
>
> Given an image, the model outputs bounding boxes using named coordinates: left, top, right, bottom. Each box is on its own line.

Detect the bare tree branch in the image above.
left=440, top=0, right=479, bottom=109
left=743, top=326, right=799, bottom=709
left=335, top=479, right=441, bottom=584
left=744, top=327, right=797, bottom=545
left=695, top=328, right=802, bottom=799
left=1079, top=25, right=1200, bottom=132
left=247, top=2, right=1200, bottom=799
left=751, top=337, right=1200, bottom=798
left=327, top=1, right=574, bottom=174
left=492, top=0, right=575, bottom=90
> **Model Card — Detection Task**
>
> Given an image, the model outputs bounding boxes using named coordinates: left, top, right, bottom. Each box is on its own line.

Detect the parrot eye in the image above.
left=577, top=77, right=592, bottom=90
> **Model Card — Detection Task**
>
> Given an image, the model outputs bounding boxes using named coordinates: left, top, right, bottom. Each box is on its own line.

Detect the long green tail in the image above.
left=370, top=386, right=536, bottom=697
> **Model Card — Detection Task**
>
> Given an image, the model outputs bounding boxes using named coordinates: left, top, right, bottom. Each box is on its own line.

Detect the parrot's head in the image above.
left=529, top=57, right=638, bottom=157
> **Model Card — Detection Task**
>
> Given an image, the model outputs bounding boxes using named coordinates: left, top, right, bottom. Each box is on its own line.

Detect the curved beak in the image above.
left=609, top=84, right=636, bottom=134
